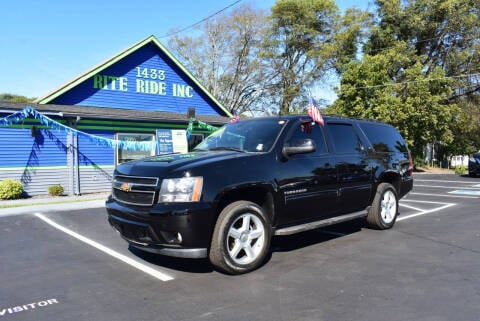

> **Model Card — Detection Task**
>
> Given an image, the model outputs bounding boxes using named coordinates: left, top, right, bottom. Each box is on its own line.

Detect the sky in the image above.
left=0, top=0, right=369, bottom=101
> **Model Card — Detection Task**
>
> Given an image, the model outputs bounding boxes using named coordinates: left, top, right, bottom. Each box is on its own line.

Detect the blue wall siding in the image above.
left=79, top=167, right=113, bottom=194
left=0, top=128, right=67, bottom=168
left=51, top=43, right=224, bottom=116
left=0, top=168, right=70, bottom=196
left=78, top=131, right=115, bottom=166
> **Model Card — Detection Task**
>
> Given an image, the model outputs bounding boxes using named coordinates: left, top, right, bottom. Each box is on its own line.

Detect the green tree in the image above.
left=330, top=7, right=373, bottom=74
left=260, top=0, right=339, bottom=114
left=330, top=43, right=460, bottom=158
left=363, top=0, right=480, bottom=154
left=332, top=0, right=478, bottom=158
left=167, top=1, right=369, bottom=116
left=0, top=93, right=36, bottom=103
left=443, top=96, right=480, bottom=156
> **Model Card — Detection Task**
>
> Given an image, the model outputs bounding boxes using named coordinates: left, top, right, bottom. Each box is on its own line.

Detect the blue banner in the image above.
left=0, top=106, right=156, bottom=152
left=0, top=106, right=221, bottom=152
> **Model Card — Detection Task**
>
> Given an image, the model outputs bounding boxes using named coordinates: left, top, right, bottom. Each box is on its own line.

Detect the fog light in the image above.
left=160, top=231, right=183, bottom=245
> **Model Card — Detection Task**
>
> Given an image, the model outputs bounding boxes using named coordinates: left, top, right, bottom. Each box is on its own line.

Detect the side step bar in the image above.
left=274, top=210, right=368, bottom=236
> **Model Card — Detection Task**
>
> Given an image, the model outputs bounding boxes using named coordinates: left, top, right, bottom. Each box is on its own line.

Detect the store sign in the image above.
left=92, top=67, right=194, bottom=98
left=156, top=129, right=188, bottom=155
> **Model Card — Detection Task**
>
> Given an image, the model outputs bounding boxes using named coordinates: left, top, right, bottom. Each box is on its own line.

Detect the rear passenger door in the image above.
left=325, top=122, right=372, bottom=214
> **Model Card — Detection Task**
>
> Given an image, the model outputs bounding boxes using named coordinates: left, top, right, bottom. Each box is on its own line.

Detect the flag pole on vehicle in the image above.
left=307, top=95, right=324, bottom=127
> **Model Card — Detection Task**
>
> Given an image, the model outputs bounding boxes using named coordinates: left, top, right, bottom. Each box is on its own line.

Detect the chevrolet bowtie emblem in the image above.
left=120, top=183, right=132, bottom=192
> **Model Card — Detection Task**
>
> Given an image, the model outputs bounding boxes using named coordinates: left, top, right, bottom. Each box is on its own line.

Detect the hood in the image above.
left=115, top=151, right=253, bottom=178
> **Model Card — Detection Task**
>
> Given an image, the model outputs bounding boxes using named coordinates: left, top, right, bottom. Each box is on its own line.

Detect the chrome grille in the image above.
left=112, top=175, right=159, bottom=206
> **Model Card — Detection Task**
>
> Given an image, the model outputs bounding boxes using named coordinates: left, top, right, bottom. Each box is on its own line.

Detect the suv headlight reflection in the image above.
left=159, top=177, right=203, bottom=202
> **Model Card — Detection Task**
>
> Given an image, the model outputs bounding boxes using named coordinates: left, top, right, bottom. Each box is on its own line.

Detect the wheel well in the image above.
left=215, top=187, right=275, bottom=223
left=379, top=171, right=401, bottom=194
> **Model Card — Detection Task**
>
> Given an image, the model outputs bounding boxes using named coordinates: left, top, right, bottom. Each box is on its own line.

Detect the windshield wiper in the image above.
left=209, top=147, right=245, bottom=152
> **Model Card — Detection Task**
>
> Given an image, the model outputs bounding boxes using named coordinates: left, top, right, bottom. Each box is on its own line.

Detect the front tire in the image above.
left=367, top=183, right=398, bottom=229
left=209, top=201, right=271, bottom=274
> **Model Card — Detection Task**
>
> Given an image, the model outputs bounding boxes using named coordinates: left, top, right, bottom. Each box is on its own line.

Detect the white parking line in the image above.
left=415, top=179, right=476, bottom=184
left=414, top=184, right=480, bottom=189
left=409, top=192, right=478, bottom=199
left=35, top=213, right=174, bottom=282
left=398, top=200, right=456, bottom=221
left=399, top=203, right=425, bottom=212
left=401, top=199, right=452, bottom=205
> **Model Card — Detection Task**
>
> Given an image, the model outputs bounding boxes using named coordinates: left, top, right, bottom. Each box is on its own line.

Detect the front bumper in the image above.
left=106, top=197, right=215, bottom=259
left=129, top=242, right=207, bottom=258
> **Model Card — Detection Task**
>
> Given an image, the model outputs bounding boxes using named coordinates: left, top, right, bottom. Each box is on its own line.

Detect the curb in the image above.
left=0, top=193, right=109, bottom=208
left=0, top=199, right=106, bottom=217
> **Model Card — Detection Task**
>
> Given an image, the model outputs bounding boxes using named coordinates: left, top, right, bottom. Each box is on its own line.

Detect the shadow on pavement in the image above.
left=127, top=218, right=366, bottom=274
left=129, top=245, right=214, bottom=273
left=271, top=218, right=365, bottom=252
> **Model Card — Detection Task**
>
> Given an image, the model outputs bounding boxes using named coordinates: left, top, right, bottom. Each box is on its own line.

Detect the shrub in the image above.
left=48, top=184, right=64, bottom=196
left=0, top=179, right=24, bottom=200
left=455, top=165, right=467, bottom=175
left=413, top=156, right=426, bottom=170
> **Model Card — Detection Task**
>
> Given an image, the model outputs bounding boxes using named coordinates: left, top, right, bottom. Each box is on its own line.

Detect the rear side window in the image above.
left=360, top=123, right=408, bottom=154
left=326, top=123, right=363, bottom=154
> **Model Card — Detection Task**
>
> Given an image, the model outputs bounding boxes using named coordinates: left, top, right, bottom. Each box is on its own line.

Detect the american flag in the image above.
left=308, top=97, right=324, bottom=126
left=229, top=111, right=240, bottom=123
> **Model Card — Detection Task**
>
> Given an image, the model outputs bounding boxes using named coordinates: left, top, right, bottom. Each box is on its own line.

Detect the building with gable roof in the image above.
left=0, top=36, right=231, bottom=196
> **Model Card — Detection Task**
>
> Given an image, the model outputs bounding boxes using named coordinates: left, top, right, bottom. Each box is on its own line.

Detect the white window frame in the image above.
left=115, top=133, right=156, bottom=165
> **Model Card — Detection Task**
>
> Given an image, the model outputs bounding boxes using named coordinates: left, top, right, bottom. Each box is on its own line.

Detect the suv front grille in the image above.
left=112, top=175, right=159, bottom=206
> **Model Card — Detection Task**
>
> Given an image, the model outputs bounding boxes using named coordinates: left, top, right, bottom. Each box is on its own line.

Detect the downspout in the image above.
left=74, top=116, right=81, bottom=195
left=73, top=133, right=80, bottom=195
left=68, top=131, right=74, bottom=196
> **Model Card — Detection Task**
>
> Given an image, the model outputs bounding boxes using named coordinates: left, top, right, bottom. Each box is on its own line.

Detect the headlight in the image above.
left=159, top=177, right=203, bottom=202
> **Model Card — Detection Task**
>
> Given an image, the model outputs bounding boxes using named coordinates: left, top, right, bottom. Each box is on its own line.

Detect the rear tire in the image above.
left=367, top=183, right=398, bottom=229
left=209, top=201, right=271, bottom=274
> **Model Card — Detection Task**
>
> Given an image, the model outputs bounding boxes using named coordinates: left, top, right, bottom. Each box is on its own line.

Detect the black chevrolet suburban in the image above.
left=106, top=115, right=413, bottom=274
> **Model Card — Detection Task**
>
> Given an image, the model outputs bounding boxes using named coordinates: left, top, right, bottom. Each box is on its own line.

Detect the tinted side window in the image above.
left=287, top=122, right=328, bottom=156
left=360, top=123, right=408, bottom=154
left=326, top=123, right=362, bottom=154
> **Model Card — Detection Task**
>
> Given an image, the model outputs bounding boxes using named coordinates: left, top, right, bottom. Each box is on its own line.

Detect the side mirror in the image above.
left=282, top=139, right=316, bottom=158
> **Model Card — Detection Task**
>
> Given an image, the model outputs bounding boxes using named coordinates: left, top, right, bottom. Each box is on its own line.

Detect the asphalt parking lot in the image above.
left=1, top=173, right=479, bottom=321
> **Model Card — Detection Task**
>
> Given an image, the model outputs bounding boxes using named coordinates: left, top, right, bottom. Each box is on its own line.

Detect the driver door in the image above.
left=277, top=121, right=337, bottom=226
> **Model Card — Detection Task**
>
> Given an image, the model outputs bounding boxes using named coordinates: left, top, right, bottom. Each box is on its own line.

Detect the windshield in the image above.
left=194, top=118, right=287, bottom=153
